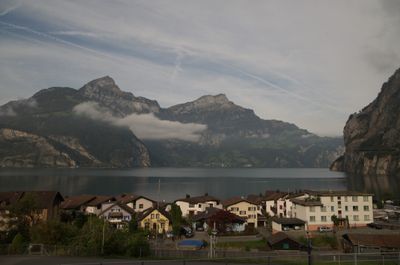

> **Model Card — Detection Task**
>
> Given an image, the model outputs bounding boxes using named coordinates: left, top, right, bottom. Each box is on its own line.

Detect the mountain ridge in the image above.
left=0, top=76, right=343, bottom=168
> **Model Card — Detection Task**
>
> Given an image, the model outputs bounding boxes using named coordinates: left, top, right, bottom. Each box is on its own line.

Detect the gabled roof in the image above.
left=0, top=191, right=63, bottom=210
left=61, top=195, right=96, bottom=209
left=343, top=233, right=400, bottom=249
left=267, top=232, right=302, bottom=246
left=192, top=207, right=245, bottom=223
left=116, top=194, right=155, bottom=204
left=222, top=196, right=257, bottom=207
left=86, top=195, right=115, bottom=206
left=137, top=207, right=172, bottom=222
left=291, top=198, right=323, bottom=207
left=21, top=191, right=64, bottom=209
left=0, top=191, right=24, bottom=208
left=246, top=194, right=268, bottom=205
left=98, top=202, right=136, bottom=217
left=175, top=194, right=220, bottom=204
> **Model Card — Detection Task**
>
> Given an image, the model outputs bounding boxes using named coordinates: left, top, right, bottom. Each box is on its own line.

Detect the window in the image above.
left=321, top=206, right=327, bottom=212
left=337, top=196, right=341, bottom=200
left=198, top=204, right=201, bottom=208
left=156, top=214, right=160, bottom=219
left=239, top=210, right=246, bottom=215
left=353, top=215, right=359, bottom=221
left=363, top=206, right=369, bottom=211
left=330, top=196, right=334, bottom=202
left=310, top=216, right=316, bottom=222
left=353, top=206, right=359, bottom=212
left=321, top=216, right=327, bottom=222
left=248, top=207, right=256, bottom=211
left=364, top=215, right=370, bottom=221
left=310, top=206, right=315, bottom=212
left=151, top=214, right=155, bottom=219
left=161, top=223, right=165, bottom=229
left=209, top=203, right=213, bottom=208
left=352, top=196, right=358, bottom=202
left=139, top=204, right=143, bottom=209
left=344, top=196, right=348, bottom=202
left=363, top=196, right=369, bottom=202
left=331, top=206, right=335, bottom=212
left=345, top=206, right=348, bottom=211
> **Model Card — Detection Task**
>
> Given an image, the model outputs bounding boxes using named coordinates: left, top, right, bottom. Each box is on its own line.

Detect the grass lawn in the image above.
left=216, top=239, right=266, bottom=251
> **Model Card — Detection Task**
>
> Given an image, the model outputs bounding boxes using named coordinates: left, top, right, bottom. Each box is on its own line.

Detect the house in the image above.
left=0, top=191, right=24, bottom=231
left=342, top=233, right=400, bottom=253
left=222, top=196, right=260, bottom=228
left=192, top=207, right=246, bottom=232
left=137, top=207, right=172, bottom=234
left=271, top=217, right=306, bottom=234
left=175, top=194, right=222, bottom=217
left=60, top=194, right=97, bottom=212
left=115, top=194, right=155, bottom=213
left=267, top=232, right=305, bottom=250
left=291, top=190, right=374, bottom=231
left=98, top=203, right=136, bottom=228
left=84, top=195, right=116, bottom=215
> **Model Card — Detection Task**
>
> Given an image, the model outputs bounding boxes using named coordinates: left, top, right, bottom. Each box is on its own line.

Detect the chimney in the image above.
left=186, top=194, right=190, bottom=198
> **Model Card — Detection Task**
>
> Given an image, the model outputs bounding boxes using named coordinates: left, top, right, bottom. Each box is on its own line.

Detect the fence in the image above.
left=2, top=244, right=400, bottom=265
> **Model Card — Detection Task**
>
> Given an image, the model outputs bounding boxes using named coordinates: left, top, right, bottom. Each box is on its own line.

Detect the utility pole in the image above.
left=209, top=222, right=217, bottom=259
left=101, top=218, right=105, bottom=255
left=306, top=231, right=312, bottom=265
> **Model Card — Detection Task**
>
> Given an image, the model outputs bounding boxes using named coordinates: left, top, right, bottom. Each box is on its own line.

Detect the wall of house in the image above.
left=176, top=200, right=221, bottom=217
left=226, top=201, right=258, bottom=228
left=272, top=221, right=282, bottom=234
left=139, top=209, right=171, bottom=233
left=292, top=195, right=373, bottom=231
left=134, top=198, right=153, bottom=212
left=100, top=205, right=132, bottom=225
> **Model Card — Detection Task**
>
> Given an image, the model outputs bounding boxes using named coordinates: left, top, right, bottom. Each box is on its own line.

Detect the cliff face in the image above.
left=331, top=68, right=400, bottom=179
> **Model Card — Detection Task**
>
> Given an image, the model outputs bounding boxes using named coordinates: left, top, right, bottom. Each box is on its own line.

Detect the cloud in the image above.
left=73, top=102, right=207, bottom=141
left=1, top=0, right=400, bottom=136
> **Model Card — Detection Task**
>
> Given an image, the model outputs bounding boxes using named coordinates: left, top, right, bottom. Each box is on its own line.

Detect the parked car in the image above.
left=294, top=226, right=301, bottom=230
left=367, top=222, right=383, bottom=229
left=196, top=226, right=205, bottom=232
left=181, top=226, right=194, bottom=238
left=165, top=231, right=174, bottom=239
left=318, top=226, right=333, bottom=232
left=283, top=226, right=290, bottom=231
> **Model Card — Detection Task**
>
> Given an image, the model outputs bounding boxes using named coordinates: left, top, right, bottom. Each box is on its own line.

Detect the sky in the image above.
left=0, top=0, right=399, bottom=136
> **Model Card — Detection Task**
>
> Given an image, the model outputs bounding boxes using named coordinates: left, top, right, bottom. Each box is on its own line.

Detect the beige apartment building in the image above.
left=291, top=191, right=373, bottom=231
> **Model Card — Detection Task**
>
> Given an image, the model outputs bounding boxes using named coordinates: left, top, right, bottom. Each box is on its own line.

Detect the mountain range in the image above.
left=0, top=76, right=343, bottom=168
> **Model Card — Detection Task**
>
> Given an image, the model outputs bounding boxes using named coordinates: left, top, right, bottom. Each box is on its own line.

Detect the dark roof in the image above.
left=116, top=194, right=155, bottom=204
left=192, top=207, right=246, bottom=223
left=267, top=232, right=302, bottom=246
left=98, top=202, right=136, bottom=216
left=61, top=195, right=96, bottom=209
left=86, top=196, right=115, bottom=206
left=305, top=190, right=373, bottom=196
left=246, top=194, right=268, bottom=204
left=21, top=191, right=64, bottom=209
left=222, top=196, right=257, bottom=207
left=265, top=192, right=286, bottom=201
left=291, top=198, right=323, bottom=206
left=271, top=217, right=306, bottom=225
left=137, top=207, right=172, bottom=222
left=343, top=233, right=400, bottom=249
left=175, top=194, right=220, bottom=204
left=0, top=191, right=24, bottom=208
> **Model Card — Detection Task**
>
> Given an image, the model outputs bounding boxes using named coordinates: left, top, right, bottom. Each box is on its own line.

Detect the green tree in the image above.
left=128, top=215, right=138, bottom=233
left=170, top=204, right=182, bottom=236
left=30, top=220, right=78, bottom=245
left=9, top=233, right=27, bottom=254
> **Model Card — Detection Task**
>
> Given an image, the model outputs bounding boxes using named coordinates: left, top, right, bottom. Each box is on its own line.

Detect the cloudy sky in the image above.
left=0, top=0, right=399, bottom=136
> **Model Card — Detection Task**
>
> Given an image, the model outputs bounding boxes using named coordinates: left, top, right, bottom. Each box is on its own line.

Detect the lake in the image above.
left=0, top=168, right=348, bottom=201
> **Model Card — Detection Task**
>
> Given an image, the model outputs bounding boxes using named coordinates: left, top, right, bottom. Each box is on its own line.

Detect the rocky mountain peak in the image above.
left=79, top=76, right=126, bottom=98
left=195, top=94, right=230, bottom=105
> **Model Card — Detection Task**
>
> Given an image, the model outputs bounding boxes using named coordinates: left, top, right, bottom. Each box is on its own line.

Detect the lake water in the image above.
left=0, top=168, right=348, bottom=201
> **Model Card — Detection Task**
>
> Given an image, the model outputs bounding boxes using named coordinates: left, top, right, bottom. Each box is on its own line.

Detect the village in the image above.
left=1, top=188, right=400, bottom=262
